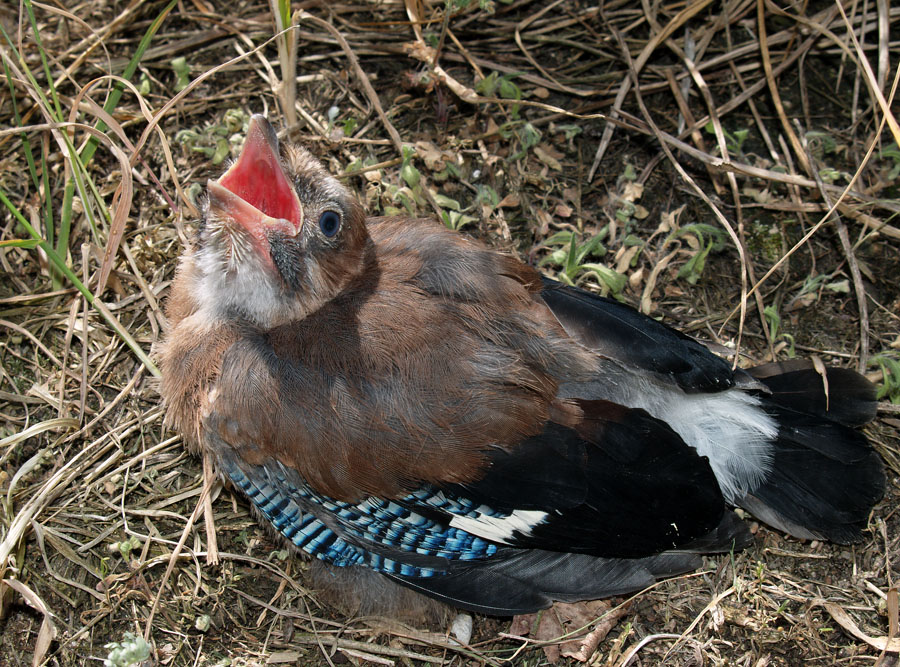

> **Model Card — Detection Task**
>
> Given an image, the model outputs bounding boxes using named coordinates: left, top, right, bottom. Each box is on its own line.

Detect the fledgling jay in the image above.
left=159, top=114, right=884, bottom=616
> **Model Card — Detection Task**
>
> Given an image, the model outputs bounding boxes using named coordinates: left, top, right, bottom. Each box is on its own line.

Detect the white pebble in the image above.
left=450, top=613, right=473, bottom=645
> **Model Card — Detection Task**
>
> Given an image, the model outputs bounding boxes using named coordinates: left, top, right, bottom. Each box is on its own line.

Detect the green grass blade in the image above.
left=80, top=0, right=177, bottom=166
left=23, top=0, right=63, bottom=120
left=0, top=189, right=159, bottom=378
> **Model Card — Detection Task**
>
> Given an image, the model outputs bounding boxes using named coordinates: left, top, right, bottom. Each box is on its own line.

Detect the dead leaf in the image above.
left=402, top=41, right=480, bottom=103
left=511, top=600, right=629, bottom=663
left=823, top=601, right=900, bottom=652
left=628, top=267, right=644, bottom=291
left=742, top=186, right=773, bottom=203
left=538, top=143, right=565, bottom=160
left=267, top=651, right=303, bottom=664
left=555, top=203, right=573, bottom=218
left=497, top=194, right=520, bottom=208
left=615, top=245, right=641, bottom=274
left=657, top=205, right=685, bottom=234
left=621, top=181, right=643, bottom=202
left=535, top=208, right=552, bottom=236
left=534, top=145, right=562, bottom=171
left=641, top=248, right=679, bottom=314
left=3, top=579, right=58, bottom=667
left=415, top=140, right=450, bottom=171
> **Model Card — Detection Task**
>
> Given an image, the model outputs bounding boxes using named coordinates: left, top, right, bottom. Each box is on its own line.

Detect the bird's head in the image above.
left=192, top=114, right=369, bottom=328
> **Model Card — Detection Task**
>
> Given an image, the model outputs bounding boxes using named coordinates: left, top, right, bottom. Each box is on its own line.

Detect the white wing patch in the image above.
left=560, top=367, right=779, bottom=503
left=662, top=389, right=777, bottom=501
left=449, top=509, right=548, bottom=544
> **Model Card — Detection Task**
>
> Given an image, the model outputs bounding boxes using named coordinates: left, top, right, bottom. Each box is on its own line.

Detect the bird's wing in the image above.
left=219, top=434, right=711, bottom=615
left=209, top=394, right=748, bottom=613
left=436, top=398, right=750, bottom=556
left=540, top=277, right=739, bottom=392
left=208, top=394, right=749, bottom=565
left=385, top=549, right=704, bottom=615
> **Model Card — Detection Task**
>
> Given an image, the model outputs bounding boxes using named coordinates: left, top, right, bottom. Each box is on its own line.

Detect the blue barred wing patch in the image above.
left=220, top=455, right=504, bottom=577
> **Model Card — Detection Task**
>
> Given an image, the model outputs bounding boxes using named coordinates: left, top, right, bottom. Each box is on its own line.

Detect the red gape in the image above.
left=219, top=116, right=302, bottom=227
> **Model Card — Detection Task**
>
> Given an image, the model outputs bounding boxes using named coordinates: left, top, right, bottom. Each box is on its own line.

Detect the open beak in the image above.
left=207, top=114, right=303, bottom=236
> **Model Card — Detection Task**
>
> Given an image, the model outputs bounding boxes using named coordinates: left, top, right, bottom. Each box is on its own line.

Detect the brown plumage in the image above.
left=158, top=114, right=883, bottom=616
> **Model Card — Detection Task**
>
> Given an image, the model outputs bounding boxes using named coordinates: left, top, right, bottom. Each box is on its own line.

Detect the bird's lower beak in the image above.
left=207, top=179, right=292, bottom=235
left=211, top=114, right=303, bottom=234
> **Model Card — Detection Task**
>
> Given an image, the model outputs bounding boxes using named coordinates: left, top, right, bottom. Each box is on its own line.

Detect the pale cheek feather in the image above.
left=193, top=245, right=304, bottom=328
left=449, top=509, right=548, bottom=544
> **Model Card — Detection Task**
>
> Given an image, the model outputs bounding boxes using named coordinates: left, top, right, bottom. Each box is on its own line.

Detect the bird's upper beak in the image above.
left=207, top=114, right=303, bottom=236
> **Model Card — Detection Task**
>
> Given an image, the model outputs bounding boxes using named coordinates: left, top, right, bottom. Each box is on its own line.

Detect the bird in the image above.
left=158, top=113, right=884, bottom=617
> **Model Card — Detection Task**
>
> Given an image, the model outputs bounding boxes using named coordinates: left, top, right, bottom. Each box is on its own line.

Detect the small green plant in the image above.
left=879, top=142, right=900, bottom=180
left=705, top=121, right=750, bottom=156
left=556, top=124, right=582, bottom=141
left=755, top=560, right=766, bottom=582
left=476, top=71, right=523, bottom=118
left=539, top=229, right=625, bottom=297
left=432, top=161, right=460, bottom=183
left=799, top=273, right=830, bottom=295
left=109, top=536, right=142, bottom=560
left=805, top=130, right=839, bottom=158
left=870, top=354, right=900, bottom=404
left=763, top=305, right=796, bottom=358
left=170, top=56, right=190, bottom=92
left=400, top=145, right=421, bottom=190
left=495, top=120, right=541, bottom=162
left=175, top=109, right=250, bottom=165
left=325, top=106, right=357, bottom=137
left=434, top=192, right=477, bottom=231
left=666, top=223, right=727, bottom=285
left=269, top=0, right=298, bottom=127
left=104, top=632, right=150, bottom=667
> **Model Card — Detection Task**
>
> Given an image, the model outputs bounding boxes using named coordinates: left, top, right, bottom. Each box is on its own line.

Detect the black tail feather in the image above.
left=739, top=402, right=884, bottom=543
left=748, top=360, right=878, bottom=427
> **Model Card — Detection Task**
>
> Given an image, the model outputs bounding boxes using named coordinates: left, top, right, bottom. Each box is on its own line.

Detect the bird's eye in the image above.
left=318, top=210, right=341, bottom=238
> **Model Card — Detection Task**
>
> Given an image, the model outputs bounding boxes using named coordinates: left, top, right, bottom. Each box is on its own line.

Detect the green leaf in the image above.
left=498, top=76, right=522, bottom=101
left=276, top=0, right=291, bottom=28
left=433, top=193, right=461, bottom=211
left=557, top=124, right=582, bottom=141
left=575, top=234, right=607, bottom=264
left=0, top=238, right=41, bottom=249
left=763, top=305, right=781, bottom=340
left=400, top=162, right=421, bottom=189
left=475, top=184, right=499, bottom=207
left=475, top=72, right=499, bottom=96
left=211, top=138, right=230, bottom=165
left=824, top=279, right=850, bottom=293
left=543, top=231, right=575, bottom=247
left=677, top=241, right=714, bottom=284
left=580, top=263, right=626, bottom=296
left=538, top=248, right=569, bottom=267
left=171, top=56, right=190, bottom=92
left=871, top=355, right=900, bottom=403
left=564, top=234, right=578, bottom=277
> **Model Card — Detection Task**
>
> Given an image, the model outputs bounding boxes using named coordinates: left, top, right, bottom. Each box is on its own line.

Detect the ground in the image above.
left=1, top=0, right=899, bottom=665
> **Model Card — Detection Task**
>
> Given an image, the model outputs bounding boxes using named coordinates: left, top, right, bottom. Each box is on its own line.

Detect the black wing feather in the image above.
left=441, top=399, right=750, bottom=557
left=389, top=550, right=704, bottom=615
left=540, top=278, right=736, bottom=392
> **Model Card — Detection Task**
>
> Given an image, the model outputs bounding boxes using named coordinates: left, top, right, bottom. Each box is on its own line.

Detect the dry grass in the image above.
left=1, top=0, right=899, bottom=664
